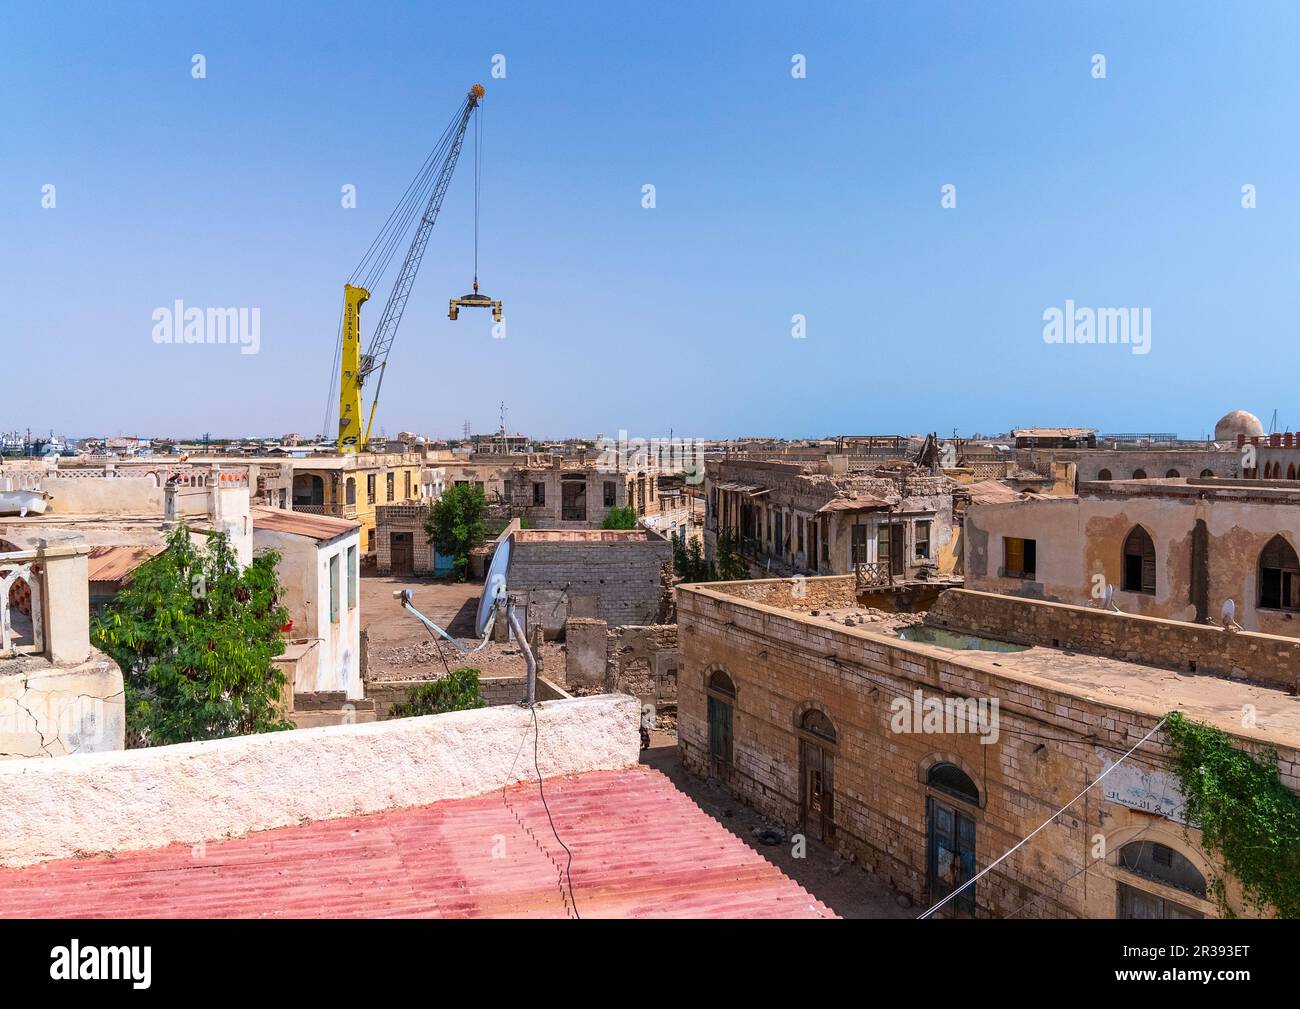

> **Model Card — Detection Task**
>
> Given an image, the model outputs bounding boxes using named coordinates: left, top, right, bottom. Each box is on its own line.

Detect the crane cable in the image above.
left=320, top=97, right=471, bottom=437
left=473, top=99, right=482, bottom=291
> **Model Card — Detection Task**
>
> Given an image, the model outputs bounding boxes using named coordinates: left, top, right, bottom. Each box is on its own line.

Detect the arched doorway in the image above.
left=292, top=473, right=324, bottom=507
left=1122, top=526, right=1157, bottom=595
left=1116, top=841, right=1206, bottom=918
left=798, top=708, right=836, bottom=843
left=1097, top=468, right=1112, bottom=481
left=1132, top=468, right=1148, bottom=479
left=705, top=671, right=735, bottom=782
left=1259, top=535, right=1300, bottom=611
left=926, top=762, right=979, bottom=916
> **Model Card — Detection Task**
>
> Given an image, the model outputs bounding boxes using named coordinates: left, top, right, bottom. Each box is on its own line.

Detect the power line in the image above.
left=917, top=716, right=1168, bottom=919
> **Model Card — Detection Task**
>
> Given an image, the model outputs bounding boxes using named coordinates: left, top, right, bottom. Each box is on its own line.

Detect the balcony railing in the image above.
left=854, top=561, right=894, bottom=589
left=0, top=552, right=44, bottom=657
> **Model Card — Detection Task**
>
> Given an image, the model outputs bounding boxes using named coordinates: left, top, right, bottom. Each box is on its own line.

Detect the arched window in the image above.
left=1132, top=468, right=1148, bottom=479
left=1097, top=468, right=1112, bottom=481
left=1289, top=464, right=1297, bottom=481
left=1122, top=526, right=1156, bottom=594
left=927, top=762, right=979, bottom=805
left=1199, top=469, right=1214, bottom=478
left=800, top=708, right=836, bottom=743
left=1118, top=841, right=1206, bottom=898
left=345, top=477, right=356, bottom=505
left=1165, top=469, right=1180, bottom=478
left=707, top=670, right=735, bottom=698
left=1259, top=535, right=1300, bottom=611
left=292, top=473, right=324, bottom=507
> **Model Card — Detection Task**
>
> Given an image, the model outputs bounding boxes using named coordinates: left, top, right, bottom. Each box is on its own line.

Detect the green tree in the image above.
left=601, top=505, right=638, bottom=529
left=715, top=531, right=750, bottom=581
left=390, top=668, right=486, bottom=717
left=92, top=523, right=292, bottom=747
left=424, top=482, right=488, bottom=581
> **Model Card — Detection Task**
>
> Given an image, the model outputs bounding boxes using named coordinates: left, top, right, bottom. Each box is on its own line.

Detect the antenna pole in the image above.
left=506, top=598, right=536, bottom=706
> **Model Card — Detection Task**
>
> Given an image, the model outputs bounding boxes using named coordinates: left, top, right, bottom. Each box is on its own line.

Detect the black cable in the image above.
left=532, top=704, right=580, bottom=918
left=418, top=620, right=453, bottom=677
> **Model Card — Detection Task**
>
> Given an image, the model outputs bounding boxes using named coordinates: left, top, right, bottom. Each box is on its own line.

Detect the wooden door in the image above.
left=390, top=532, right=414, bottom=576
left=707, top=695, right=732, bottom=781
left=801, top=740, right=834, bottom=842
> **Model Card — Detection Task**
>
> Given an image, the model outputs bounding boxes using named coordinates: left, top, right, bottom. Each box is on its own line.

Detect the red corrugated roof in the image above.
left=0, top=767, right=834, bottom=919
left=251, top=506, right=359, bottom=542
left=86, top=545, right=163, bottom=584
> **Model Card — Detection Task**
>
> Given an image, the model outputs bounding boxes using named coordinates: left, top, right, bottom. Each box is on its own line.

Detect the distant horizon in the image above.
left=4, top=422, right=1241, bottom=447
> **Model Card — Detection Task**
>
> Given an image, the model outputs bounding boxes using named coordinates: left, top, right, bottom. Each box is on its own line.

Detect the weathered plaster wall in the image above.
left=0, top=650, right=125, bottom=759
left=964, top=493, right=1300, bottom=635
left=0, top=693, right=639, bottom=867
left=254, top=528, right=362, bottom=699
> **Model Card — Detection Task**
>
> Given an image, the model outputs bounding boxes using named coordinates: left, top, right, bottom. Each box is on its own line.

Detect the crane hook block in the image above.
left=470, top=83, right=485, bottom=100
left=449, top=292, right=503, bottom=324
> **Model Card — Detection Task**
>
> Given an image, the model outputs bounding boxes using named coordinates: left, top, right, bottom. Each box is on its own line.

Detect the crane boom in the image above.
left=337, top=84, right=484, bottom=453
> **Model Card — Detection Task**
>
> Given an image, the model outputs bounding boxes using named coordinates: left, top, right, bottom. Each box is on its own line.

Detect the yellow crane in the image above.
left=332, top=83, right=500, bottom=454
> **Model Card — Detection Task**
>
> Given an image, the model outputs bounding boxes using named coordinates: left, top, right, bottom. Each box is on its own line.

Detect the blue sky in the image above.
left=3, top=0, right=1298, bottom=442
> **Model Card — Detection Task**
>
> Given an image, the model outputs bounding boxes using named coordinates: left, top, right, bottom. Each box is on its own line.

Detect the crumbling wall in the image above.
left=606, top=624, right=678, bottom=704
left=703, top=574, right=858, bottom=610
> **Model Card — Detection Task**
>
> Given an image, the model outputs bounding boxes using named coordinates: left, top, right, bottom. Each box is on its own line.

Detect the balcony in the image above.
left=854, top=561, right=894, bottom=590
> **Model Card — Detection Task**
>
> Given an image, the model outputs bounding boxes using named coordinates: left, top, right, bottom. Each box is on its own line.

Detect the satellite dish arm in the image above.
left=396, top=590, right=493, bottom=654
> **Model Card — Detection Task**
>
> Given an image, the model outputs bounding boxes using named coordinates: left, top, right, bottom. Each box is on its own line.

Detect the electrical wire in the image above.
left=1001, top=799, right=1188, bottom=919
left=917, top=715, right=1169, bottom=919
left=532, top=703, right=580, bottom=918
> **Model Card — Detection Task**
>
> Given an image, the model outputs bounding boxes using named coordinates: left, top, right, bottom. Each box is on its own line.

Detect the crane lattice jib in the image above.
left=358, top=89, right=481, bottom=396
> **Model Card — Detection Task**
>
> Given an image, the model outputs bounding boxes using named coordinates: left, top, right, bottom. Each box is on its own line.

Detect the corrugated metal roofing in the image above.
left=251, top=507, right=359, bottom=542
left=86, top=545, right=163, bottom=584
left=963, top=480, right=1024, bottom=505
left=0, top=767, right=834, bottom=919
left=816, top=494, right=889, bottom=513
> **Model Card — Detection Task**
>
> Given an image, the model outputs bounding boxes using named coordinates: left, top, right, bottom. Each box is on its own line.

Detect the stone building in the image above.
left=676, top=575, right=1300, bottom=918
left=963, top=476, right=1300, bottom=636
left=503, top=528, right=673, bottom=637
left=703, top=456, right=962, bottom=583
left=439, top=452, right=671, bottom=528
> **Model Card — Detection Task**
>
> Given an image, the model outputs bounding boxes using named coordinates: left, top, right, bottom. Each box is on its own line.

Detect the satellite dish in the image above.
left=1221, top=598, right=1237, bottom=623
left=475, top=535, right=512, bottom=638
left=1102, top=584, right=1115, bottom=608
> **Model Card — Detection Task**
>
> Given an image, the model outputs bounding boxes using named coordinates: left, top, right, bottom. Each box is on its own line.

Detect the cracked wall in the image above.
left=0, top=650, right=125, bottom=759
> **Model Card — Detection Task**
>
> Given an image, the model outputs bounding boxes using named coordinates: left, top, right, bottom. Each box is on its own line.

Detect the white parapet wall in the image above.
left=0, top=693, right=640, bottom=867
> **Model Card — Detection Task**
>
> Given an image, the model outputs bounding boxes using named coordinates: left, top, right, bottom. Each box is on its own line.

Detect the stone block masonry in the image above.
left=508, top=529, right=673, bottom=632
left=928, top=588, right=1300, bottom=691
left=675, top=580, right=1300, bottom=918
